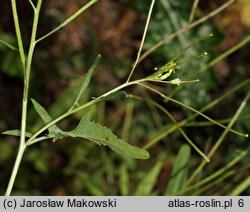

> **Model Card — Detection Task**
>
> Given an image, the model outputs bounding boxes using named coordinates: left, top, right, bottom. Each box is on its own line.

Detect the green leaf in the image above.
left=230, top=176, right=250, bottom=195
left=134, top=160, right=163, bottom=195
left=64, top=113, right=150, bottom=159
left=48, top=79, right=90, bottom=118
left=119, top=164, right=129, bottom=195
left=99, top=91, right=127, bottom=101
left=165, top=144, right=191, bottom=195
left=77, top=172, right=104, bottom=196
left=31, top=99, right=149, bottom=159
left=31, top=99, right=63, bottom=138
left=71, top=55, right=101, bottom=109
left=2, top=129, right=32, bottom=138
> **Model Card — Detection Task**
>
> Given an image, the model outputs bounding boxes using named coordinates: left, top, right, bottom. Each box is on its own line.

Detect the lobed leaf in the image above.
left=64, top=113, right=150, bottom=159
left=31, top=99, right=149, bottom=159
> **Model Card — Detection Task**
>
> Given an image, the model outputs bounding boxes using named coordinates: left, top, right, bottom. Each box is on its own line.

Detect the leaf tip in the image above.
left=139, top=151, right=150, bottom=160
left=30, top=98, right=37, bottom=105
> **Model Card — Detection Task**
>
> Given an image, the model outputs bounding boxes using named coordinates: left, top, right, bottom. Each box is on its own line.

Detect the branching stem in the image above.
left=5, top=0, right=43, bottom=196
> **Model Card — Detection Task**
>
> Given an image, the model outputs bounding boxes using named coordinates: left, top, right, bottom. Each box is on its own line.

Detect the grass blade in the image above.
left=143, top=79, right=250, bottom=149
left=134, top=161, right=163, bottom=195
left=187, top=90, right=250, bottom=184
left=139, top=83, right=248, bottom=138
left=165, top=145, right=191, bottom=195
left=177, top=150, right=248, bottom=195
left=230, top=176, right=250, bottom=195
left=119, top=164, right=129, bottom=195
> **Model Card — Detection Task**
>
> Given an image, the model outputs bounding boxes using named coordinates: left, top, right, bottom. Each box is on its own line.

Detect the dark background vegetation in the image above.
left=0, top=0, right=249, bottom=195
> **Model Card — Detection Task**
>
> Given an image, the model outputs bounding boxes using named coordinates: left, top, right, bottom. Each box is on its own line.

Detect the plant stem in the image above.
left=0, top=39, right=18, bottom=51
left=144, top=98, right=209, bottom=162
left=176, top=150, right=248, bottom=195
left=26, top=79, right=145, bottom=146
left=36, top=0, right=97, bottom=43
left=11, top=0, right=26, bottom=68
left=186, top=90, right=250, bottom=185
left=138, top=0, right=236, bottom=63
left=28, top=0, right=36, bottom=11
left=138, top=82, right=248, bottom=137
left=143, top=79, right=249, bottom=149
left=5, top=0, right=42, bottom=196
left=189, top=0, right=200, bottom=23
left=126, top=0, right=155, bottom=82
left=199, top=34, right=250, bottom=73
left=5, top=144, right=26, bottom=196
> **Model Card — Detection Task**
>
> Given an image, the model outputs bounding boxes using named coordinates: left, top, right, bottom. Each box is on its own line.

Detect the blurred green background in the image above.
left=0, top=0, right=250, bottom=195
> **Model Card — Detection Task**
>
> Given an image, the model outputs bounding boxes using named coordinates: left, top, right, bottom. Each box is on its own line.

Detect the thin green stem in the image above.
left=181, top=115, right=250, bottom=127
left=199, top=34, right=250, bottom=73
left=176, top=150, right=248, bottom=195
left=189, top=0, right=200, bottom=23
left=28, top=0, right=36, bottom=11
left=139, top=0, right=236, bottom=63
left=139, top=82, right=248, bottom=137
left=146, top=79, right=199, bottom=85
left=20, top=0, right=42, bottom=146
left=126, top=0, right=155, bottom=82
left=31, top=135, right=54, bottom=144
left=145, top=98, right=209, bottom=162
left=5, top=144, right=26, bottom=196
left=36, top=0, right=97, bottom=43
left=186, top=90, right=250, bottom=185
left=26, top=79, right=145, bottom=146
left=178, top=52, right=207, bottom=66
left=160, top=0, right=188, bottom=50
left=0, top=39, right=18, bottom=51
left=143, top=79, right=249, bottom=149
left=140, top=89, right=163, bottom=127
left=163, top=34, right=250, bottom=100
left=5, top=0, right=43, bottom=196
left=191, top=171, right=234, bottom=195
left=11, top=0, right=26, bottom=68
